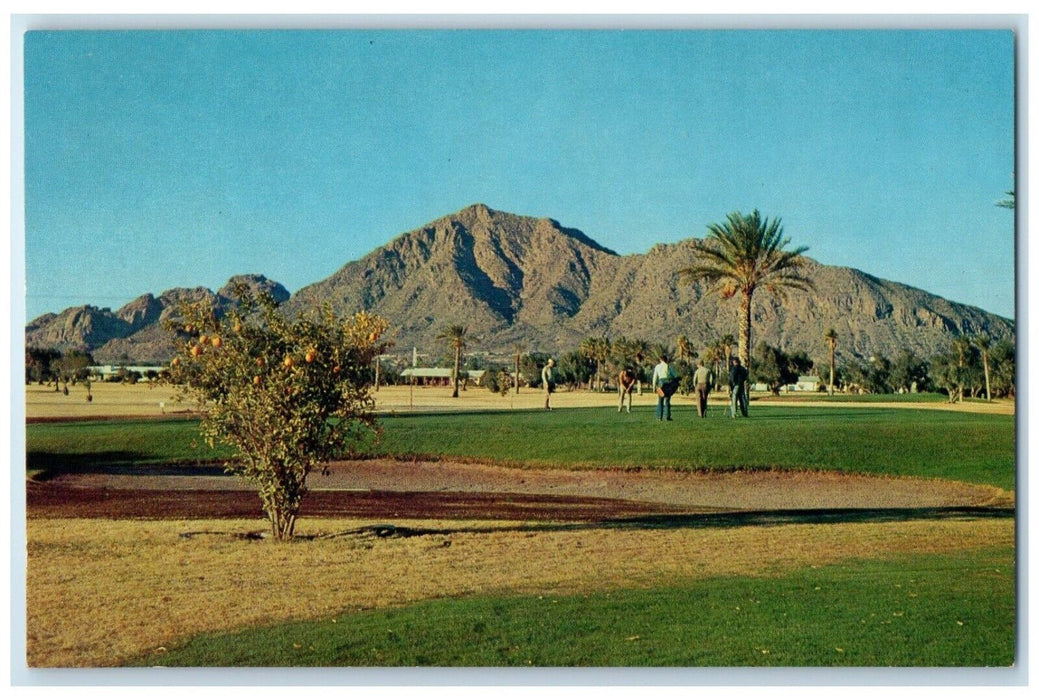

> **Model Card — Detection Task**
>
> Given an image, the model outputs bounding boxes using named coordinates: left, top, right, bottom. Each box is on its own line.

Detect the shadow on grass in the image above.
left=607, top=506, right=1015, bottom=528
left=731, top=409, right=891, bottom=420
left=27, top=451, right=230, bottom=479
left=308, top=505, right=1015, bottom=541
left=379, top=407, right=591, bottom=419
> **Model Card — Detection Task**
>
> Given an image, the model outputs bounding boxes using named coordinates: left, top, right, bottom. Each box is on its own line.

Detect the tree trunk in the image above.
left=452, top=346, right=461, bottom=398
left=829, top=343, right=835, bottom=395
left=738, top=289, right=753, bottom=370
left=983, top=352, right=991, bottom=402
left=267, top=506, right=297, bottom=541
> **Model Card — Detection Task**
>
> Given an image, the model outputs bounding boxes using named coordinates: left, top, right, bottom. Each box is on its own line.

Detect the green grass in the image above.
left=371, top=406, right=1015, bottom=490
left=130, top=547, right=1015, bottom=667
left=25, top=405, right=1015, bottom=489
left=25, top=418, right=230, bottom=472
left=755, top=391, right=952, bottom=403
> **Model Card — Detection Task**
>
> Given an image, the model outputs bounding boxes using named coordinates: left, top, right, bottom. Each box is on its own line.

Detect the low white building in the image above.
left=785, top=375, right=822, bottom=392
left=88, top=365, right=166, bottom=379
left=400, top=368, right=486, bottom=385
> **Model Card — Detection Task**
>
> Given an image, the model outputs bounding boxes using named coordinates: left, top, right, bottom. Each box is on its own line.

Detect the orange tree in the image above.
left=168, top=285, right=388, bottom=540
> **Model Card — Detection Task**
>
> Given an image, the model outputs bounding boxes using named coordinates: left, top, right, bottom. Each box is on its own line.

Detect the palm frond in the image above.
left=683, top=209, right=814, bottom=301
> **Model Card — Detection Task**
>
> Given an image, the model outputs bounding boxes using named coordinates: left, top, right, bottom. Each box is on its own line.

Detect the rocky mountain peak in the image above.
left=218, top=274, right=291, bottom=304
left=26, top=206, right=1015, bottom=365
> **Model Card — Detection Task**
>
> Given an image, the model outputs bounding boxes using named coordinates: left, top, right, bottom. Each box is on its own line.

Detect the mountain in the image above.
left=285, top=203, right=621, bottom=351
left=287, top=204, right=1014, bottom=363
left=26, top=205, right=1014, bottom=365
left=26, top=275, right=289, bottom=364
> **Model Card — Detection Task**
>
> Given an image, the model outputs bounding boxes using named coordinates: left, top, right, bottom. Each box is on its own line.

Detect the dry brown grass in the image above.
left=26, top=515, right=1013, bottom=667
left=24, top=382, right=188, bottom=419
left=25, top=382, right=1014, bottom=420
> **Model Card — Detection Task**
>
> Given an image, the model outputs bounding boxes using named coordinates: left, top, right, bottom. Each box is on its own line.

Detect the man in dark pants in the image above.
left=729, top=357, right=749, bottom=418
left=692, top=359, right=713, bottom=418
left=651, top=354, right=677, bottom=421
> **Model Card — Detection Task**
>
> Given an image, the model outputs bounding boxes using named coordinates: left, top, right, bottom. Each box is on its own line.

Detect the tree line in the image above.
left=373, top=328, right=1014, bottom=402
left=25, top=347, right=162, bottom=390
left=416, top=209, right=1013, bottom=403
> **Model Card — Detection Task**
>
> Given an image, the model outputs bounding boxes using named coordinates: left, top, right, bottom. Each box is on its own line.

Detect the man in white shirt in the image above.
left=542, top=358, right=555, bottom=411
left=651, top=354, right=677, bottom=421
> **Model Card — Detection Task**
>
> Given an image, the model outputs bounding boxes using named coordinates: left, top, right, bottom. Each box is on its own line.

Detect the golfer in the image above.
left=729, top=356, right=749, bottom=418
left=651, top=354, right=678, bottom=421
left=692, top=359, right=713, bottom=418
left=618, top=367, right=637, bottom=413
left=542, top=358, right=556, bottom=411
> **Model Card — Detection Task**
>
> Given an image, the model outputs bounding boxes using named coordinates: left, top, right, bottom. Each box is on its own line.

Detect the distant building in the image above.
left=400, top=368, right=486, bottom=386
left=88, top=365, right=165, bottom=379
left=784, top=376, right=822, bottom=392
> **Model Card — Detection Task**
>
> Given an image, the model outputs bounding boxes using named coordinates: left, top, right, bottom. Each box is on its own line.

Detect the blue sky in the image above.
left=21, top=28, right=1016, bottom=321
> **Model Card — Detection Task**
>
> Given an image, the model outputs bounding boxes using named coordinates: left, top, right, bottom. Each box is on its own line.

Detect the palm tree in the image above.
left=701, top=345, right=721, bottom=389
left=436, top=324, right=471, bottom=398
left=950, top=336, right=972, bottom=403
left=824, top=328, right=838, bottom=396
left=580, top=335, right=611, bottom=391
left=720, top=334, right=736, bottom=372
left=675, top=334, right=695, bottom=365
left=629, top=337, right=651, bottom=392
left=513, top=344, right=523, bottom=395
left=973, top=333, right=993, bottom=402
left=648, top=342, right=671, bottom=366
left=680, top=210, right=814, bottom=370
left=610, top=336, right=634, bottom=370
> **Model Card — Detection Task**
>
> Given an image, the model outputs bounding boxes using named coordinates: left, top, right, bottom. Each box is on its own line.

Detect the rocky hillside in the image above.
left=27, top=204, right=1014, bottom=365
left=287, top=204, right=1014, bottom=363
left=26, top=275, right=289, bottom=364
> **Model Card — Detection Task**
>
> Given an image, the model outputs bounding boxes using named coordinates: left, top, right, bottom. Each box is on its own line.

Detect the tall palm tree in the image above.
left=436, top=324, right=471, bottom=398
left=680, top=210, right=814, bottom=370
left=823, top=328, right=838, bottom=396
left=973, top=333, right=993, bottom=402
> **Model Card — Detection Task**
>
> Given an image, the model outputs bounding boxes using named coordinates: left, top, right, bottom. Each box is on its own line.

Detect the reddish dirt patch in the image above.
left=26, top=458, right=1013, bottom=522
left=25, top=481, right=691, bottom=521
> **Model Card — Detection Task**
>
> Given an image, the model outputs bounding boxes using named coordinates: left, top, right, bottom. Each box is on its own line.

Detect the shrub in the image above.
left=167, top=284, right=387, bottom=540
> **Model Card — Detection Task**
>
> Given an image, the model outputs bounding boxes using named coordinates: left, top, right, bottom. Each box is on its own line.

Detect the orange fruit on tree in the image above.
left=211, top=335, right=222, bottom=348
left=283, top=355, right=294, bottom=369
left=305, top=349, right=317, bottom=363
left=190, top=345, right=203, bottom=357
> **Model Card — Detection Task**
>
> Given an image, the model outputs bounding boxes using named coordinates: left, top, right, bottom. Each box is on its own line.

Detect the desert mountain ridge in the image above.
left=27, top=203, right=1015, bottom=366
